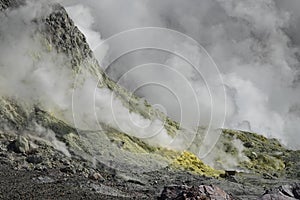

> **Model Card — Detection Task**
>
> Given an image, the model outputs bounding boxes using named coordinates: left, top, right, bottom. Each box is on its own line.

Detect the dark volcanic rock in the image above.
left=159, top=185, right=233, bottom=200
left=60, top=165, right=76, bottom=174
left=260, top=183, right=300, bottom=200
left=0, top=0, right=23, bottom=10
left=7, top=135, right=30, bottom=154
left=26, top=155, right=43, bottom=164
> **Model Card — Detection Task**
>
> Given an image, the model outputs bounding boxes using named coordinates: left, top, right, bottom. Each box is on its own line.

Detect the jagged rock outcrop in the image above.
left=43, top=4, right=93, bottom=69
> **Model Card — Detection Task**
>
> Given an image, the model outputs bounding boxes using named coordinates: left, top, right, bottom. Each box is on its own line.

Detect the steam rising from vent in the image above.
left=0, top=1, right=173, bottom=150
left=64, top=0, right=300, bottom=150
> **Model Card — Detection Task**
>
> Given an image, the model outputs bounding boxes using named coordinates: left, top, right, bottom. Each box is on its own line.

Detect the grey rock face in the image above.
left=43, top=4, right=93, bottom=69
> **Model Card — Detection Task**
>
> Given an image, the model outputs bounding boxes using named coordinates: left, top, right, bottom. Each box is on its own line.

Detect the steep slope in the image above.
left=0, top=0, right=217, bottom=176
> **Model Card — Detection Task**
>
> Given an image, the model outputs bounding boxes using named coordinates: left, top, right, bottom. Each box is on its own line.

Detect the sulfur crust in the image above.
left=172, top=151, right=224, bottom=178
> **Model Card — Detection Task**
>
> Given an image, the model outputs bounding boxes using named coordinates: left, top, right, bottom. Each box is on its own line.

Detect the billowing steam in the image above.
left=1, top=0, right=300, bottom=158
left=63, top=0, right=300, bottom=150
left=0, top=1, right=172, bottom=151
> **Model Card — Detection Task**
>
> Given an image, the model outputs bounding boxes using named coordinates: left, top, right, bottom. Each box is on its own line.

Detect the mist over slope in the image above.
left=0, top=0, right=299, bottom=155
left=62, top=0, right=300, bottom=149
left=0, top=1, right=195, bottom=175
left=0, top=1, right=178, bottom=149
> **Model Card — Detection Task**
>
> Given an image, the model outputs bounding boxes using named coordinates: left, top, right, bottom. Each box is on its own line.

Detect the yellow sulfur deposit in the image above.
left=172, top=151, right=224, bottom=178
left=243, top=154, right=285, bottom=172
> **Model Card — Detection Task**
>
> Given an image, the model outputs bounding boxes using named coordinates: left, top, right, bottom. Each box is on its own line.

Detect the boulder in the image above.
left=26, top=155, right=43, bottom=164
left=159, top=185, right=233, bottom=200
left=260, top=183, right=300, bottom=200
left=7, top=135, right=30, bottom=154
left=89, top=172, right=104, bottom=182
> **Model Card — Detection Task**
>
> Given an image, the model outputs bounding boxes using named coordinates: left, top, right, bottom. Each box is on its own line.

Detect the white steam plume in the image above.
left=0, top=1, right=172, bottom=150
left=64, top=0, right=300, bottom=149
